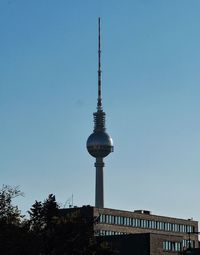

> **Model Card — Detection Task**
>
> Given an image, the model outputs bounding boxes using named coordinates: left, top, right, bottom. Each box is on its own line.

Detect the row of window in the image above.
left=99, top=214, right=194, bottom=233
left=163, top=241, right=181, bottom=252
left=97, top=230, right=125, bottom=236
left=163, top=240, right=195, bottom=252
left=182, top=239, right=195, bottom=249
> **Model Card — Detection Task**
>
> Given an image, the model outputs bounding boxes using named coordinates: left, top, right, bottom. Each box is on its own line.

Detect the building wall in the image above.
left=101, top=233, right=185, bottom=255
left=60, top=206, right=199, bottom=252
left=99, top=234, right=150, bottom=255
left=150, top=234, right=183, bottom=255
left=180, top=248, right=200, bottom=255
left=93, top=207, right=198, bottom=248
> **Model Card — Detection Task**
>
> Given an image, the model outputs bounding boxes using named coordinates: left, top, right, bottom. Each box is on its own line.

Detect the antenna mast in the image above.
left=97, top=17, right=102, bottom=110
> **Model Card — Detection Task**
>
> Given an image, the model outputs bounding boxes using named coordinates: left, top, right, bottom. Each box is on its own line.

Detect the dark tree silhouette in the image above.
left=0, top=185, right=30, bottom=255
left=29, top=200, right=44, bottom=232
left=0, top=185, right=23, bottom=224
left=29, top=194, right=115, bottom=254
left=0, top=187, right=115, bottom=254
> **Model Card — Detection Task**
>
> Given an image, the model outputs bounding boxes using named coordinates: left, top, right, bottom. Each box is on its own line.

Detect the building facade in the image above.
left=61, top=206, right=198, bottom=254
left=100, top=233, right=186, bottom=255
left=180, top=248, right=200, bottom=255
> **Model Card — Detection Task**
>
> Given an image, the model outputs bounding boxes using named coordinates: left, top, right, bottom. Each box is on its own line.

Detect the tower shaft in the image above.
left=95, top=158, right=104, bottom=208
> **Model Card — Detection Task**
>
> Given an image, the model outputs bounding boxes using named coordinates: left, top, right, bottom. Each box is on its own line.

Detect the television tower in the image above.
left=87, top=18, right=114, bottom=208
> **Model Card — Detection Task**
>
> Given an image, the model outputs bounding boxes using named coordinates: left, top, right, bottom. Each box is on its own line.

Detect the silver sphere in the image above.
left=87, top=131, right=113, bottom=158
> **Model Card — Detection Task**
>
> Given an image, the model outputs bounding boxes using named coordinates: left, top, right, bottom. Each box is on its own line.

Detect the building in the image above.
left=61, top=206, right=198, bottom=254
left=86, top=18, right=113, bottom=209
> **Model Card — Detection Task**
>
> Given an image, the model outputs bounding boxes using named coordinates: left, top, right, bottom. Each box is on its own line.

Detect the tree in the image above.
left=29, top=194, right=59, bottom=231
left=0, top=185, right=31, bottom=255
left=0, top=185, right=23, bottom=225
left=0, top=188, right=116, bottom=254
left=29, top=200, right=44, bottom=232
left=42, top=194, right=59, bottom=228
left=28, top=194, right=116, bottom=254
left=28, top=194, right=59, bottom=254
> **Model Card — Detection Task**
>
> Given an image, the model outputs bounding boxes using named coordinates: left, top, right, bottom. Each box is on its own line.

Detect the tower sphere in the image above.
left=87, top=131, right=113, bottom=158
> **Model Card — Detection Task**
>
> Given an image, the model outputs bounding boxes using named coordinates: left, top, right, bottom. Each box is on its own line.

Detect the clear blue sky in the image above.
left=1, top=0, right=200, bottom=222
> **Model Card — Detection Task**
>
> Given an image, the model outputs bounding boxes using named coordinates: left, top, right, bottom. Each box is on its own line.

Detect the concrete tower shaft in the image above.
left=95, top=158, right=104, bottom=208
left=86, top=18, right=113, bottom=208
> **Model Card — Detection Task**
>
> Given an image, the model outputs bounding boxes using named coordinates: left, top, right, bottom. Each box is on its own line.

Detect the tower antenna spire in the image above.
left=97, top=17, right=102, bottom=110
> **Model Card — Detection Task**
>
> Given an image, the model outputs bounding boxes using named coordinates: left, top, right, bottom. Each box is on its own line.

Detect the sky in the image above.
left=1, top=0, right=200, bottom=223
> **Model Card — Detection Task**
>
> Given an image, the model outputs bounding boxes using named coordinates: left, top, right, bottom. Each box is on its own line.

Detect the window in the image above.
left=158, top=222, right=164, bottom=230
left=187, top=225, right=192, bottom=233
left=163, top=241, right=181, bottom=252
left=143, top=220, right=147, bottom=228
left=127, top=217, right=130, bottom=226
left=132, top=218, right=136, bottom=227
left=124, top=217, right=127, bottom=225
left=111, top=215, right=115, bottom=224
left=183, top=239, right=195, bottom=249
left=99, top=214, right=103, bottom=223
left=135, top=219, right=140, bottom=227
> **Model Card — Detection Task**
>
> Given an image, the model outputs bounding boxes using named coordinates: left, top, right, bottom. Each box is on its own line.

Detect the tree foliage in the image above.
left=0, top=185, right=28, bottom=255
left=0, top=185, right=23, bottom=225
left=0, top=186, right=115, bottom=254
left=28, top=194, right=59, bottom=232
